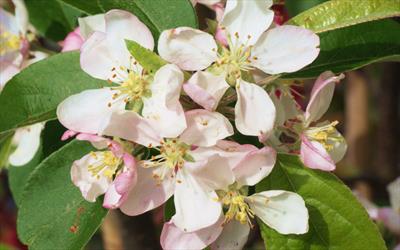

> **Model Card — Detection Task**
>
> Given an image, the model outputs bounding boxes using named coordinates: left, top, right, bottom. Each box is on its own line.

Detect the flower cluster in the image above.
left=54, top=0, right=347, bottom=249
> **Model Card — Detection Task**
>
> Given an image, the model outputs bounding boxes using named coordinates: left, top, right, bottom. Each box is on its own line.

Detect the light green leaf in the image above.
left=125, top=39, right=167, bottom=74
left=0, top=52, right=108, bottom=134
left=256, top=154, right=386, bottom=250
left=287, top=0, right=400, bottom=34
left=284, top=19, right=400, bottom=79
left=0, top=132, right=14, bottom=169
left=17, top=140, right=108, bottom=250
left=59, top=0, right=198, bottom=39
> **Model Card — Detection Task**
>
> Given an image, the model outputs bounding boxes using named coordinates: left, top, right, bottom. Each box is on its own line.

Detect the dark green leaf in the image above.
left=0, top=132, right=14, bottom=169
left=25, top=0, right=84, bottom=41
left=0, top=52, right=108, bottom=134
left=285, top=0, right=327, bottom=18
left=8, top=144, right=43, bottom=206
left=164, top=197, right=175, bottom=222
left=59, top=0, right=198, bottom=39
left=287, top=0, right=400, bottom=34
left=256, top=154, right=386, bottom=250
left=284, top=19, right=400, bottom=79
left=17, top=140, right=108, bottom=250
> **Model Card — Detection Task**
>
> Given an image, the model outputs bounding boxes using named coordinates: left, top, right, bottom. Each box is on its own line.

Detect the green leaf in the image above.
left=256, top=154, right=386, bottom=250
left=164, top=197, right=175, bottom=222
left=17, top=140, right=108, bottom=250
left=60, top=0, right=198, bottom=39
left=125, top=39, right=167, bottom=74
left=287, top=0, right=400, bottom=34
left=284, top=19, right=400, bottom=79
left=0, top=52, right=108, bottom=134
left=0, top=132, right=13, bottom=169
left=285, top=0, right=327, bottom=18
left=25, top=0, right=84, bottom=41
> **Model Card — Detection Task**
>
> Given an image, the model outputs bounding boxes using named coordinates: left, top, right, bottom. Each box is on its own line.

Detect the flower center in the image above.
left=211, top=33, right=255, bottom=85
left=87, top=151, right=122, bottom=179
left=0, top=31, right=21, bottom=55
left=219, top=188, right=255, bottom=226
left=107, top=61, right=152, bottom=109
left=305, top=121, right=343, bottom=151
left=143, top=139, right=192, bottom=179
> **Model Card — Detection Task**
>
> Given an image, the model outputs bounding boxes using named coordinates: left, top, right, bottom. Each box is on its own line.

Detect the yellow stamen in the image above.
left=0, top=31, right=21, bottom=55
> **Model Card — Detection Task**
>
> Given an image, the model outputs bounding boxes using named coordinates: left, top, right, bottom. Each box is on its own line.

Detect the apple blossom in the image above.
left=64, top=131, right=137, bottom=209
left=57, top=10, right=186, bottom=146
left=158, top=0, right=319, bottom=138
left=161, top=141, right=309, bottom=250
left=119, top=109, right=234, bottom=232
left=0, top=0, right=29, bottom=66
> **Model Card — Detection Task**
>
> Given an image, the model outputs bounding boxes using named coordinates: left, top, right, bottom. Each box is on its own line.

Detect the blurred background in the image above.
left=0, top=0, right=399, bottom=249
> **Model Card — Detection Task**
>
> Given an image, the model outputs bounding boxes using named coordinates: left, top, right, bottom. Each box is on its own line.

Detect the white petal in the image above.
left=101, top=110, right=162, bottom=147
left=78, top=14, right=106, bottom=39
left=221, top=0, right=274, bottom=45
left=305, top=72, right=345, bottom=125
left=252, top=25, right=320, bottom=74
left=235, top=80, right=276, bottom=137
left=142, top=64, right=186, bottom=138
left=70, top=152, right=112, bottom=202
left=300, top=135, right=336, bottom=171
left=120, top=164, right=175, bottom=216
left=233, top=146, right=276, bottom=186
left=184, top=71, right=229, bottom=111
left=0, top=61, right=20, bottom=91
left=212, top=220, right=250, bottom=250
left=161, top=217, right=224, bottom=250
left=180, top=109, right=233, bottom=147
left=80, top=31, right=120, bottom=80
left=9, top=123, right=44, bottom=166
left=12, top=0, right=28, bottom=34
left=187, top=151, right=235, bottom=191
left=158, top=27, right=218, bottom=71
left=172, top=169, right=222, bottom=232
left=247, top=190, right=309, bottom=234
left=388, top=177, right=400, bottom=213
left=57, top=88, right=125, bottom=135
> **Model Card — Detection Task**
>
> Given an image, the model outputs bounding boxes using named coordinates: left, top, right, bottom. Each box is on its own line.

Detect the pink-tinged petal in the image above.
left=56, top=88, right=125, bottom=135
left=180, top=109, right=233, bottom=147
left=104, top=167, right=137, bottom=209
left=75, top=133, right=112, bottom=150
left=187, top=151, right=235, bottom=190
left=214, top=140, right=258, bottom=169
left=61, top=130, right=78, bottom=141
left=214, top=25, right=228, bottom=47
left=80, top=31, right=131, bottom=80
left=252, top=25, right=320, bottom=74
left=377, top=208, right=400, bottom=235
left=305, top=72, right=345, bottom=125
left=0, top=61, right=20, bottom=91
left=172, top=169, right=222, bottom=232
left=353, top=191, right=379, bottom=220
left=388, top=177, right=400, bottom=214
left=158, top=27, right=218, bottom=71
left=78, top=14, right=106, bottom=39
left=12, top=0, right=28, bottom=34
left=61, top=28, right=84, bottom=52
left=101, top=110, right=162, bottom=147
left=184, top=71, right=229, bottom=111
left=71, top=152, right=112, bottom=202
left=161, top=216, right=224, bottom=250
left=0, top=8, right=18, bottom=34
left=233, top=146, right=276, bottom=186
left=213, top=3, right=225, bottom=22
left=9, top=123, right=44, bottom=166
left=211, top=220, right=250, bottom=250
left=142, top=64, right=186, bottom=138
left=235, top=80, right=276, bottom=137
left=221, top=0, right=274, bottom=45
left=271, top=90, right=301, bottom=127
left=300, top=135, right=336, bottom=171
left=247, top=190, right=309, bottom=234
left=105, top=9, right=154, bottom=51
left=120, top=164, right=174, bottom=216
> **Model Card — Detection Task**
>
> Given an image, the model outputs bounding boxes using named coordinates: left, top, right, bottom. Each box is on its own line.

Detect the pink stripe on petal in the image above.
left=300, top=134, right=336, bottom=171
left=61, top=130, right=78, bottom=141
